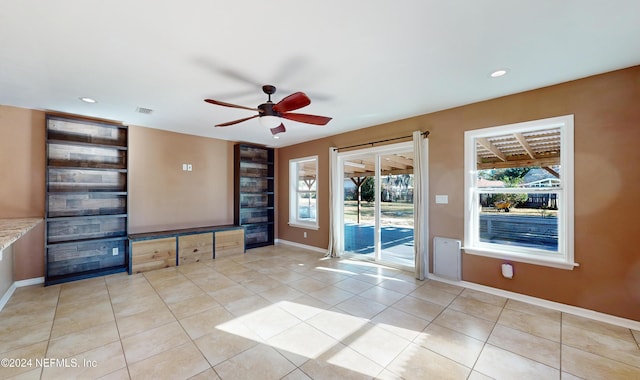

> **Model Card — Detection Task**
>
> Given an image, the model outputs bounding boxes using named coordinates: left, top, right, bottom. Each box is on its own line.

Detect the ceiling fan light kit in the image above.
left=204, top=84, right=332, bottom=136
left=259, top=115, right=282, bottom=129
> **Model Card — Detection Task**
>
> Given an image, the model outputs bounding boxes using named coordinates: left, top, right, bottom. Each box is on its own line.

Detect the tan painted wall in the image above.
left=0, top=105, right=46, bottom=280
left=277, top=66, right=640, bottom=321
left=0, top=105, right=234, bottom=280
left=128, top=125, right=234, bottom=233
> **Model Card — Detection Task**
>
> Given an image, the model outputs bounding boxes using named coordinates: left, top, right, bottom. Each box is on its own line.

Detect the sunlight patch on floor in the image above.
left=215, top=300, right=421, bottom=378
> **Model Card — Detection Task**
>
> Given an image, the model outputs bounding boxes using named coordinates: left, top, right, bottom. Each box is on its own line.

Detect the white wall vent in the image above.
left=136, top=107, right=153, bottom=114
left=433, top=237, right=461, bottom=281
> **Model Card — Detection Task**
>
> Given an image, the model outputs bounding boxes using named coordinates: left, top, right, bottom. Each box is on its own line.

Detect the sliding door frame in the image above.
left=336, top=141, right=415, bottom=269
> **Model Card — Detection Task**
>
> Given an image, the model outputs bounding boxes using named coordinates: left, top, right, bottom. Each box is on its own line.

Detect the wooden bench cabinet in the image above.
left=130, top=237, right=177, bottom=273
left=179, top=232, right=213, bottom=265
left=214, top=229, right=245, bottom=258
left=128, top=225, right=244, bottom=274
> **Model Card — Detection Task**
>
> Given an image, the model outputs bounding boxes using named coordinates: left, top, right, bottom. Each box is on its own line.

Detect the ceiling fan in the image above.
left=204, top=85, right=332, bottom=135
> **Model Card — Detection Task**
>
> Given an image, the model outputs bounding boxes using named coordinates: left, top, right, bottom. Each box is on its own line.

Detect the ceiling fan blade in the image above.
left=215, top=115, right=259, bottom=127
left=205, top=99, right=260, bottom=112
left=281, top=112, right=332, bottom=125
left=273, top=92, right=311, bottom=113
left=270, top=124, right=286, bottom=135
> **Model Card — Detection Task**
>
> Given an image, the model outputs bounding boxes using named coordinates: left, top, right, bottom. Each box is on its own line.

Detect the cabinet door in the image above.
left=178, top=233, right=214, bottom=265
left=131, top=237, right=176, bottom=273
left=215, top=229, right=245, bottom=258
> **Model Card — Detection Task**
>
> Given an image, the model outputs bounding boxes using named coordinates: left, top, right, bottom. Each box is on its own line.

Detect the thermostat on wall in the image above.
left=435, top=195, right=449, bottom=204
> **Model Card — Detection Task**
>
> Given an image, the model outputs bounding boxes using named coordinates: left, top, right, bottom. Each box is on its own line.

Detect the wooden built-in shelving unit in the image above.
left=45, top=115, right=129, bottom=285
left=234, top=144, right=275, bottom=249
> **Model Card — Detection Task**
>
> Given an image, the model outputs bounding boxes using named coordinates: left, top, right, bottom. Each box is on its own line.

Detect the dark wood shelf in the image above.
left=241, top=221, right=275, bottom=227
left=46, top=235, right=128, bottom=248
left=45, top=114, right=129, bottom=285
left=48, top=165, right=128, bottom=172
left=47, top=213, right=128, bottom=221
left=48, top=191, right=127, bottom=195
left=234, top=144, right=274, bottom=249
left=48, top=139, right=128, bottom=150
left=48, top=184, right=127, bottom=193
left=45, top=265, right=128, bottom=286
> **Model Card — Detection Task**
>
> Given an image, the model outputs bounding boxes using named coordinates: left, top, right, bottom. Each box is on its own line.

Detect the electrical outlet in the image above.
left=112, top=247, right=118, bottom=256
left=187, top=164, right=193, bottom=171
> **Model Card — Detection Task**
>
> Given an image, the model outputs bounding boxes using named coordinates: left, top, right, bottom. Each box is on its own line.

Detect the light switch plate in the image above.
left=187, top=164, right=193, bottom=171
left=435, top=195, right=449, bottom=204
left=182, top=163, right=188, bottom=171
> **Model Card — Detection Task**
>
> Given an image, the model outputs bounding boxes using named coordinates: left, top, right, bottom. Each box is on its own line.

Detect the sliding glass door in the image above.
left=379, top=152, right=414, bottom=267
left=343, top=152, right=376, bottom=258
left=339, top=142, right=415, bottom=269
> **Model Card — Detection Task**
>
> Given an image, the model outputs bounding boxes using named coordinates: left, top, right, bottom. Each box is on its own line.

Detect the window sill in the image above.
left=463, top=246, right=579, bottom=270
left=288, top=222, right=319, bottom=231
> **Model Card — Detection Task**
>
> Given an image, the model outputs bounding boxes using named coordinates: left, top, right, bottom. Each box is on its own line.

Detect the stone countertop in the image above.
left=0, top=218, right=43, bottom=251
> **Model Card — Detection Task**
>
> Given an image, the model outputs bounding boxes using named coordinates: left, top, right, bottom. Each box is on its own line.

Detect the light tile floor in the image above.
left=1, top=244, right=639, bottom=379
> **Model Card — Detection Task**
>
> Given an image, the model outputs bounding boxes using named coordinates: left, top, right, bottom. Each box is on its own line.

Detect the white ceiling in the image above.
left=1, top=1, right=639, bottom=148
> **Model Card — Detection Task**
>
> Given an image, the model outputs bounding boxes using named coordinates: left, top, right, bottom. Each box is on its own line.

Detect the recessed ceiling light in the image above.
left=490, top=69, right=509, bottom=78
left=273, top=135, right=280, bottom=139
left=79, top=97, right=97, bottom=103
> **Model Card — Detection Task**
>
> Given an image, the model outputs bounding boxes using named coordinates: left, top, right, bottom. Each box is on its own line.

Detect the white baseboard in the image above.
left=275, top=239, right=329, bottom=254
left=429, top=274, right=640, bottom=331
left=15, top=277, right=44, bottom=287
left=0, top=277, right=44, bottom=312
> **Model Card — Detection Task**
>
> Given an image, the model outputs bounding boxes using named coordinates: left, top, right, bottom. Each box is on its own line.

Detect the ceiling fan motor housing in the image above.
left=258, top=102, right=280, bottom=117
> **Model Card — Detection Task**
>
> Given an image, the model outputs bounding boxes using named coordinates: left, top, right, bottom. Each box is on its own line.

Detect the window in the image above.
left=289, top=156, right=319, bottom=229
left=464, top=115, right=576, bottom=269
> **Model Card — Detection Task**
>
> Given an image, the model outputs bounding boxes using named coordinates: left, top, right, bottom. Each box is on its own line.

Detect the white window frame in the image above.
left=289, top=155, right=319, bottom=230
left=464, top=115, right=577, bottom=270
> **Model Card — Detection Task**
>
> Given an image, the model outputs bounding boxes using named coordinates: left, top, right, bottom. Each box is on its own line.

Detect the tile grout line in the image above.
left=47, top=278, right=121, bottom=378
left=178, top=265, right=243, bottom=378
left=475, top=298, right=572, bottom=377
left=632, top=328, right=640, bottom=352
left=146, top=269, right=218, bottom=377
left=105, top=276, right=133, bottom=379
left=559, top=311, right=564, bottom=377
left=376, top=281, right=466, bottom=377
left=41, top=284, right=62, bottom=379
left=559, top=312, right=640, bottom=373
left=186, top=258, right=308, bottom=377
left=469, top=298, right=506, bottom=378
